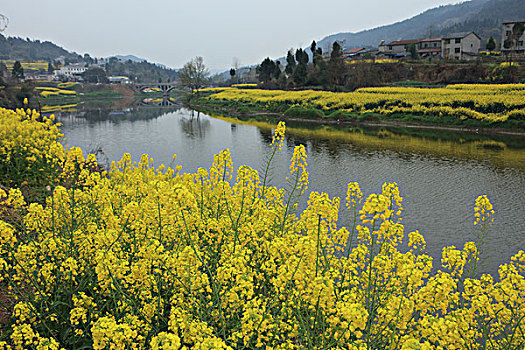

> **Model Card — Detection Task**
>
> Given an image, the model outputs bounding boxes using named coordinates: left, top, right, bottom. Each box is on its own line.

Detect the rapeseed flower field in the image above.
left=0, top=107, right=524, bottom=349
left=35, top=87, right=77, bottom=98
left=1, top=61, right=49, bottom=73
left=201, top=84, right=525, bottom=123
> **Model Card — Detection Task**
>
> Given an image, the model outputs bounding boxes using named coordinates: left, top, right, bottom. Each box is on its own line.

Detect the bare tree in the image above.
left=178, top=56, right=210, bottom=93
left=0, top=14, right=8, bottom=32
left=232, top=57, right=240, bottom=71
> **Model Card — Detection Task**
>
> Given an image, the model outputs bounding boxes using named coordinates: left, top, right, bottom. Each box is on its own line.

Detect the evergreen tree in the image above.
left=328, top=42, right=345, bottom=87
left=285, top=50, right=296, bottom=75
left=256, top=57, right=280, bottom=85
left=81, top=67, right=108, bottom=83
left=310, top=41, right=317, bottom=55
left=295, top=48, right=309, bottom=65
left=486, top=37, right=496, bottom=51
left=229, top=68, right=236, bottom=83
left=274, top=61, right=281, bottom=80
left=408, top=43, right=419, bottom=60
left=12, top=60, right=24, bottom=80
left=293, top=49, right=309, bottom=86
left=330, top=42, right=342, bottom=59
left=313, top=47, right=323, bottom=66
left=293, top=63, right=307, bottom=86
left=310, top=41, right=317, bottom=65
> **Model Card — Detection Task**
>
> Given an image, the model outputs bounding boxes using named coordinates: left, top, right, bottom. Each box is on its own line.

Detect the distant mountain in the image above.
left=108, top=54, right=147, bottom=63
left=316, top=0, right=525, bottom=51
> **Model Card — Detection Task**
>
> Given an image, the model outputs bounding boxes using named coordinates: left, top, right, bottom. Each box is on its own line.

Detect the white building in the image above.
left=442, top=32, right=481, bottom=60
left=108, top=76, right=132, bottom=84
left=502, top=20, right=525, bottom=55
left=54, top=63, right=89, bottom=78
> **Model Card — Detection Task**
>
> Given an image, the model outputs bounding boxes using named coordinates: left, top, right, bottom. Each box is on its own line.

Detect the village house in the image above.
left=418, top=38, right=442, bottom=58
left=379, top=39, right=421, bottom=58
left=378, top=38, right=442, bottom=59
left=502, top=20, right=525, bottom=55
left=108, top=76, right=132, bottom=84
left=441, top=32, right=481, bottom=60
left=53, top=63, right=89, bottom=79
left=344, top=48, right=367, bottom=59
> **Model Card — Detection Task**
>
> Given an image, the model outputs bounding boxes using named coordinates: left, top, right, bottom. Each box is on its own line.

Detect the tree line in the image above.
left=255, top=40, right=347, bottom=90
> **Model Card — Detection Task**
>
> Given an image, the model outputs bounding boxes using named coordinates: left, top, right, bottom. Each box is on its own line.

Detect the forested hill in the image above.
left=316, top=0, right=525, bottom=51
left=0, top=34, right=81, bottom=62
left=0, top=35, right=178, bottom=83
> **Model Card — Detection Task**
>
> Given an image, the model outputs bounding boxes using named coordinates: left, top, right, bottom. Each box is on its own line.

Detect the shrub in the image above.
left=284, top=105, right=324, bottom=119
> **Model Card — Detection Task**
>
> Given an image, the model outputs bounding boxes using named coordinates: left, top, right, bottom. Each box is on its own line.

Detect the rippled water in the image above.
left=54, top=106, right=525, bottom=276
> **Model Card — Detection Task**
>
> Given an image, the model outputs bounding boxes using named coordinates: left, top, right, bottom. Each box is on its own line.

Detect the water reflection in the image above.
left=140, top=96, right=181, bottom=107
left=179, top=110, right=211, bottom=139
left=55, top=107, right=525, bottom=276
left=51, top=106, right=182, bottom=125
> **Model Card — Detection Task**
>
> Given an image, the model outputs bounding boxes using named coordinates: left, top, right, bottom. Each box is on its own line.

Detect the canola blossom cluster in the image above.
left=203, top=84, right=525, bottom=123
left=0, top=107, right=65, bottom=188
left=35, top=87, right=77, bottom=98
left=0, top=109, right=524, bottom=349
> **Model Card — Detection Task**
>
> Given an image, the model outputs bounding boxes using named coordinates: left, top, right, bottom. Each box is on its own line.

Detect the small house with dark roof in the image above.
left=378, top=38, right=442, bottom=59
left=380, top=39, right=421, bottom=58
left=442, top=32, right=481, bottom=60
left=502, top=20, right=525, bottom=55
left=345, top=48, right=366, bottom=57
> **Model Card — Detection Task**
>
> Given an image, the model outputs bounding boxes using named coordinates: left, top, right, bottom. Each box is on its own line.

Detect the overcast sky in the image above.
left=2, top=0, right=463, bottom=70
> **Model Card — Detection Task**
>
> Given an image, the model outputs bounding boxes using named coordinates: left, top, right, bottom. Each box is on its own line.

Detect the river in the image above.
left=52, top=106, right=525, bottom=276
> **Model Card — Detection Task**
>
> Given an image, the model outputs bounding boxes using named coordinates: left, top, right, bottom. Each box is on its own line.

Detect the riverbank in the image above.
left=189, top=84, right=525, bottom=134
left=191, top=102, right=525, bottom=137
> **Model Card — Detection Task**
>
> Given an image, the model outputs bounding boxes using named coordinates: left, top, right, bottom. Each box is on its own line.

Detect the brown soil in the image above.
left=0, top=285, right=13, bottom=327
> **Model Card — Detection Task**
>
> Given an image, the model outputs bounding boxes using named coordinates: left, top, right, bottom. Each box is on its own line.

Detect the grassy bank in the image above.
left=1, top=107, right=524, bottom=349
left=190, top=84, right=525, bottom=131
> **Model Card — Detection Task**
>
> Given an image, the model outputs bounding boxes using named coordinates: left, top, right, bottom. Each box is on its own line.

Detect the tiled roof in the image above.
left=503, top=19, right=525, bottom=24
left=346, top=48, right=366, bottom=55
left=418, top=48, right=441, bottom=53
left=386, top=39, right=421, bottom=46
left=420, top=38, right=442, bottom=42
left=443, top=32, right=481, bottom=40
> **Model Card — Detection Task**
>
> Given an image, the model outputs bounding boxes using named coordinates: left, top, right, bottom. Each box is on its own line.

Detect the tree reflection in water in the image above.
left=179, top=110, right=211, bottom=139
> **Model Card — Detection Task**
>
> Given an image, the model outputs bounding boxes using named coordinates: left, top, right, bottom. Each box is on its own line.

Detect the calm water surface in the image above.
left=54, top=107, right=525, bottom=276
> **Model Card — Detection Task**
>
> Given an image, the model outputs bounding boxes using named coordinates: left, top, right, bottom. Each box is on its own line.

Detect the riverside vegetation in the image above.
left=192, top=83, right=525, bottom=130
left=0, top=107, right=524, bottom=349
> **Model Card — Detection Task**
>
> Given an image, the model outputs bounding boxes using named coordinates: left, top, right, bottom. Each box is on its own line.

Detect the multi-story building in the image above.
left=379, top=38, right=442, bottom=59
left=53, top=63, right=89, bottom=78
left=379, top=39, right=422, bottom=58
left=442, top=32, right=481, bottom=60
left=418, top=38, right=442, bottom=58
left=502, top=20, right=525, bottom=55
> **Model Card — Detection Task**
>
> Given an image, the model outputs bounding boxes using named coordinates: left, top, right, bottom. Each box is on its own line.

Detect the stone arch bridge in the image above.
left=135, top=83, right=180, bottom=93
